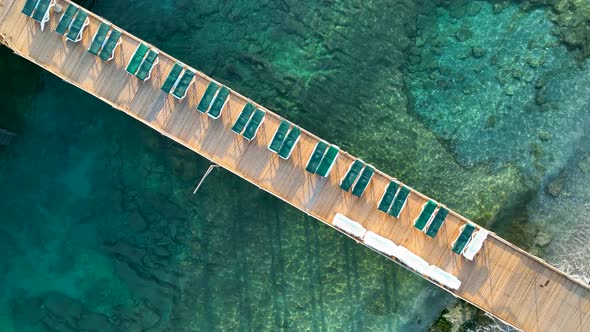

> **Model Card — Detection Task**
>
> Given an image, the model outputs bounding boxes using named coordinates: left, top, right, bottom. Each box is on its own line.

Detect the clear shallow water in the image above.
left=0, top=0, right=588, bottom=331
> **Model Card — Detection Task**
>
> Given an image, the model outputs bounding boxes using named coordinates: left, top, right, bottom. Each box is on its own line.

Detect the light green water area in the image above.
left=0, top=0, right=588, bottom=331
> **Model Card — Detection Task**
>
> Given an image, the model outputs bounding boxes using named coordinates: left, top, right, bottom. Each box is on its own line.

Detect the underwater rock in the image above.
left=535, top=89, right=548, bottom=105
left=526, top=55, right=545, bottom=68
left=455, top=26, right=473, bottom=42
left=538, top=131, right=551, bottom=141
left=503, top=85, right=515, bottom=96
left=534, top=77, right=547, bottom=89
left=546, top=172, right=567, bottom=197
left=471, top=46, right=487, bottom=58
left=525, top=0, right=590, bottom=58
left=533, top=231, right=552, bottom=248
left=493, top=2, right=511, bottom=14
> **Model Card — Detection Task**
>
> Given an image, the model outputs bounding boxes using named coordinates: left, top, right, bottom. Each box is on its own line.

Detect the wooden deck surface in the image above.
left=1, top=0, right=589, bottom=330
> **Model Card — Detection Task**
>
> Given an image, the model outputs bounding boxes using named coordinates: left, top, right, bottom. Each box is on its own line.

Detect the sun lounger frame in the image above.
left=388, top=186, right=410, bottom=218
left=88, top=22, right=111, bottom=55
left=207, top=86, right=230, bottom=119
left=172, top=69, right=195, bottom=100
left=316, top=145, right=339, bottom=177
left=277, top=127, right=300, bottom=160
left=65, top=10, right=89, bottom=43
left=340, top=159, right=365, bottom=192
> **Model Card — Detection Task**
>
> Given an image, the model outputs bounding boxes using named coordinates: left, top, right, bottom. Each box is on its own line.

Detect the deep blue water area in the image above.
left=0, top=0, right=588, bottom=330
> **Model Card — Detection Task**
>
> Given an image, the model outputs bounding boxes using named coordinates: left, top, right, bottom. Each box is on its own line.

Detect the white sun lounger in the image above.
left=427, top=266, right=461, bottom=290
left=41, top=0, right=56, bottom=32
left=332, top=213, right=366, bottom=239
left=396, top=246, right=430, bottom=275
left=463, top=229, right=489, bottom=261
left=363, top=231, right=398, bottom=257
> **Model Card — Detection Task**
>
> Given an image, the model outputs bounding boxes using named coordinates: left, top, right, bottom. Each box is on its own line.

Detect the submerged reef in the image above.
left=523, top=0, right=590, bottom=59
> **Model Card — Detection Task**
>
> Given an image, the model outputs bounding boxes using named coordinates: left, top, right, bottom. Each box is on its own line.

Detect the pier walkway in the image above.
left=0, top=0, right=588, bottom=330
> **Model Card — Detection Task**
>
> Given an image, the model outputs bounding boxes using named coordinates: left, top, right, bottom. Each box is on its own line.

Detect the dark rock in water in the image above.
left=535, top=89, right=548, bottom=105
left=534, top=77, right=547, bottom=89
left=471, top=46, right=486, bottom=58
left=533, top=231, right=552, bottom=248
left=465, top=3, right=482, bottom=16
left=455, top=26, right=473, bottom=42
left=538, top=131, right=551, bottom=141
left=493, top=2, right=511, bottom=14
left=546, top=171, right=567, bottom=197
left=525, top=0, right=590, bottom=58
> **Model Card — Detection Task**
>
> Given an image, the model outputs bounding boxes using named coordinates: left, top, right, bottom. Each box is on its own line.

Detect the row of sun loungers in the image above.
left=306, top=141, right=339, bottom=177
left=126, top=43, right=159, bottom=81
left=413, top=200, right=449, bottom=238
left=161, top=63, right=196, bottom=100
left=191, top=82, right=230, bottom=118
left=88, top=23, right=121, bottom=61
left=452, top=224, right=487, bottom=260
left=22, top=0, right=55, bottom=31
left=333, top=214, right=462, bottom=290
left=268, top=120, right=301, bottom=159
left=26, top=1, right=122, bottom=58
left=20, top=2, right=488, bottom=264
left=231, top=103, right=266, bottom=141
left=340, top=160, right=375, bottom=198
left=377, top=180, right=411, bottom=218
left=57, top=4, right=88, bottom=42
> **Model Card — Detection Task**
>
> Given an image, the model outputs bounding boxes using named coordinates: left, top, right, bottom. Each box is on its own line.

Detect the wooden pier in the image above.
left=1, top=0, right=588, bottom=330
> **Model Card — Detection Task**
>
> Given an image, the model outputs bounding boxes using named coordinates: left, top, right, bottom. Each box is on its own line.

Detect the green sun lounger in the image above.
left=55, top=4, right=78, bottom=35
left=426, top=207, right=448, bottom=238
left=340, top=160, right=364, bottom=192
left=277, top=127, right=300, bottom=159
left=66, top=10, right=88, bottom=41
left=388, top=186, right=410, bottom=218
left=232, top=103, right=255, bottom=134
left=172, top=69, right=195, bottom=99
left=268, top=121, right=290, bottom=153
left=306, top=141, right=328, bottom=174
left=135, top=50, right=158, bottom=80
left=88, top=23, right=111, bottom=55
left=126, top=43, right=149, bottom=75
left=414, top=200, right=437, bottom=231
left=197, top=82, right=219, bottom=113
left=316, top=146, right=339, bottom=177
left=243, top=109, right=265, bottom=140
left=208, top=86, right=230, bottom=119
left=99, top=29, right=121, bottom=61
left=352, top=165, right=375, bottom=197
left=22, top=0, right=40, bottom=16
left=452, top=224, right=475, bottom=254
left=161, top=63, right=183, bottom=94
left=378, top=181, right=399, bottom=212
left=31, top=0, right=50, bottom=22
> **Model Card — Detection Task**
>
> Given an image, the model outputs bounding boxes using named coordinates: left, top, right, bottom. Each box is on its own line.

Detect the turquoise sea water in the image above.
left=0, top=0, right=588, bottom=331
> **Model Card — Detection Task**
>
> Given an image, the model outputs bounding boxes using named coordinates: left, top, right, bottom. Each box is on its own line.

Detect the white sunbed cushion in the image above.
left=363, top=231, right=398, bottom=257
left=427, top=266, right=461, bottom=290
left=463, top=229, right=489, bottom=261
left=332, top=213, right=366, bottom=239
left=396, top=246, right=430, bottom=275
